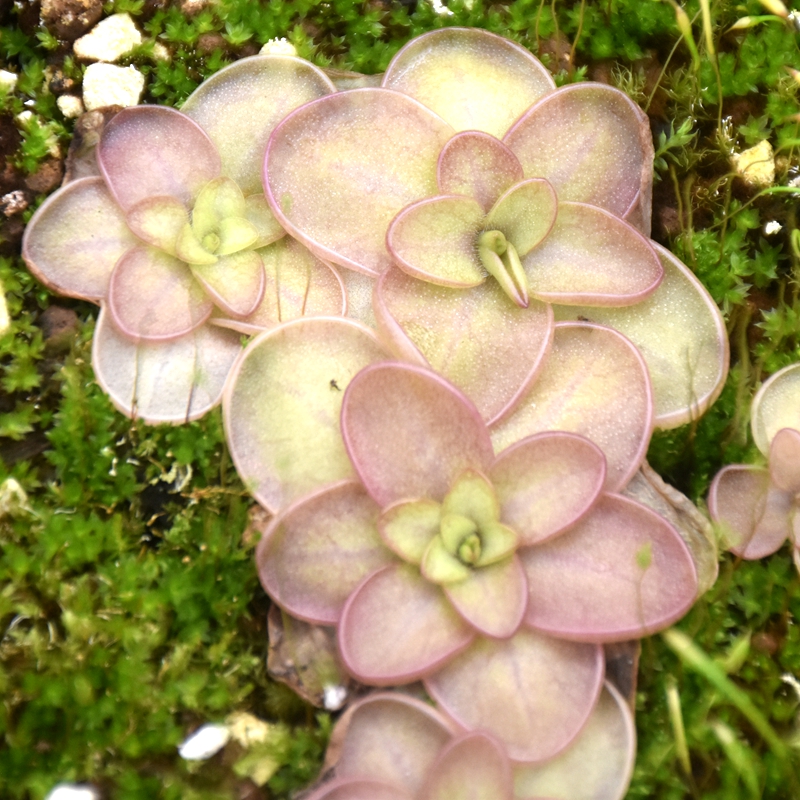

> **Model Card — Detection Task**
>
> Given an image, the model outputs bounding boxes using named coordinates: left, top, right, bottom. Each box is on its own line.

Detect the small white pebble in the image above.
left=57, top=94, right=85, bottom=119
left=0, top=69, right=17, bottom=93
left=323, top=684, right=348, bottom=711
left=259, top=37, right=298, bottom=57
left=731, top=139, right=775, bottom=187
left=45, top=785, right=100, bottom=800
left=765, top=220, right=782, bottom=235
left=430, top=0, right=454, bottom=15
left=74, top=13, right=143, bottom=63
left=178, top=723, right=230, bottom=760
left=82, top=63, right=144, bottom=111
left=152, top=42, right=170, bottom=61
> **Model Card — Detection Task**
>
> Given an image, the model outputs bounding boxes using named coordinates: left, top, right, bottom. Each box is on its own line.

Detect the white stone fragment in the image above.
left=259, top=37, right=298, bottom=57
left=731, top=139, right=775, bottom=187
left=152, top=42, right=170, bottom=61
left=323, top=684, right=348, bottom=710
left=0, top=70, right=17, bottom=93
left=45, top=785, right=100, bottom=800
left=82, top=63, right=144, bottom=111
left=430, top=0, right=454, bottom=15
left=57, top=95, right=85, bottom=119
left=0, top=478, right=32, bottom=518
left=178, top=723, right=230, bottom=760
left=0, top=283, right=8, bottom=337
left=765, top=220, right=782, bottom=235
left=74, top=13, right=142, bottom=63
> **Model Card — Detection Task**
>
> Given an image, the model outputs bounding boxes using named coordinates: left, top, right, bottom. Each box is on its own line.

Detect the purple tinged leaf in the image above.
left=264, top=88, right=454, bottom=276
left=425, top=628, right=604, bottom=763
left=770, top=428, right=800, bottom=493
left=379, top=499, right=442, bottom=564
left=107, top=246, right=213, bottom=341
left=245, top=193, right=287, bottom=248
left=22, top=177, right=138, bottom=301
left=338, top=564, right=475, bottom=685
left=484, top=178, right=557, bottom=257
left=437, top=131, right=524, bottom=211
left=125, top=195, right=189, bottom=255
left=305, top=778, right=412, bottom=800
left=751, top=363, right=800, bottom=456
left=490, top=432, right=606, bottom=547
left=341, top=362, right=495, bottom=507
left=256, top=481, right=392, bottom=624
left=190, top=249, right=265, bottom=318
left=521, top=494, right=698, bottom=642
left=97, top=106, right=221, bottom=212
left=382, top=28, right=555, bottom=138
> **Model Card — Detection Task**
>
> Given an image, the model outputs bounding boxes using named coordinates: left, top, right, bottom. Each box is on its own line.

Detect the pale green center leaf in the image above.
left=192, top=176, right=248, bottom=238
left=421, top=536, right=472, bottom=584
left=176, top=222, right=218, bottom=266
left=379, top=498, right=442, bottom=565
left=442, top=469, right=500, bottom=526
left=474, top=520, right=518, bottom=567
left=477, top=229, right=529, bottom=308
left=216, top=215, right=260, bottom=256
left=440, top=512, right=480, bottom=555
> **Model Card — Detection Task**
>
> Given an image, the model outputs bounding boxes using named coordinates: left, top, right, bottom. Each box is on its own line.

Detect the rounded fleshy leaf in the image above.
left=182, top=55, right=336, bottom=196
left=245, top=193, right=286, bottom=248
left=708, top=465, right=792, bottom=559
left=513, top=682, right=636, bottom=800
left=554, top=242, right=729, bottom=429
left=444, top=555, right=527, bottom=639
left=125, top=195, right=188, bottom=255
left=223, top=317, right=389, bottom=513
left=22, top=177, right=138, bottom=301
left=422, top=732, right=513, bottom=800
left=504, top=83, right=652, bottom=218
left=387, top=195, right=486, bottom=287
left=191, top=249, right=265, bottom=318
left=751, top=363, right=800, bottom=455
left=490, top=432, right=606, bottom=547
left=425, top=628, right=604, bottom=763
left=522, top=203, right=662, bottom=306
left=333, top=693, right=455, bottom=794
left=521, top=494, right=698, bottom=642
left=341, top=268, right=378, bottom=327
left=485, top=178, right=557, bottom=257
left=256, top=481, right=392, bottom=625
left=770, top=428, right=800, bottom=493
left=339, top=564, right=474, bottom=685
left=376, top=267, right=554, bottom=425
left=442, top=469, right=499, bottom=526
left=192, top=176, right=247, bottom=236
left=490, top=322, right=653, bottom=492
left=107, top=246, right=213, bottom=341
left=306, top=778, right=411, bottom=800
left=379, top=499, right=441, bottom=564
left=265, top=88, right=454, bottom=276
left=92, top=308, right=241, bottom=423
left=382, top=28, right=555, bottom=138
left=341, top=362, right=495, bottom=507
left=437, top=131, right=524, bottom=211
left=97, top=106, right=221, bottom=211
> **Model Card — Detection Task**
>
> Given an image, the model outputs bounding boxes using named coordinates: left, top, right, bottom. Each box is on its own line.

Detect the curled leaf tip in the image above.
left=477, top=230, right=529, bottom=307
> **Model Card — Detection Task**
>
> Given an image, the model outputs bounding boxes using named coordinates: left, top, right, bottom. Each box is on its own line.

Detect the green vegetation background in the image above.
left=2, top=0, right=800, bottom=797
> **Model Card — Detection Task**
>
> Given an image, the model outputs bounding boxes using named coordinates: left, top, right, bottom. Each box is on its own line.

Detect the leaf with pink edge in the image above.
left=181, top=55, right=336, bottom=196
left=92, top=307, right=241, bottom=423
left=338, top=564, right=474, bottom=685
left=125, top=195, right=188, bottom=255
left=504, top=83, right=652, bottom=218
left=708, top=465, right=792, bottom=559
left=375, top=267, right=554, bottom=425
left=444, top=555, right=527, bottom=639
left=485, top=178, right=557, bottom=256
left=442, top=469, right=499, bottom=526
left=223, top=317, right=389, bottom=513
left=751, top=363, right=800, bottom=455
left=265, top=89, right=454, bottom=276
left=191, top=249, right=265, bottom=318
left=107, top=246, right=213, bottom=341
left=437, top=132, right=524, bottom=211
left=387, top=195, right=486, bottom=287
left=513, top=682, right=636, bottom=800
left=256, top=481, right=392, bottom=625
left=521, top=494, right=697, bottom=642
left=425, top=628, right=604, bottom=763
left=422, top=732, right=513, bottom=800
left=382, top=28, right=555, bottom=138
left=379, top=499, right=441, bottom=564
left=770, top=428, right=800, bottom=493
left=306, top=778, right=412, bottom=800
left=341, top=362, right=495, bottom=507
left=490, top=322, right=653, bottom=492
left=245, top=194, right=286, bottom=248
left=490, top=432, right=606, bottom=547
left=522, top=203, right=662, bottom=306
left=97, top=106, right=220, bottom=211
left=22, top=177, right=138, bottom=301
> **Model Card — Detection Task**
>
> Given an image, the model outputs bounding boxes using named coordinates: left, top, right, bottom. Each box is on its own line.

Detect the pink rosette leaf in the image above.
left=425, top=628, right=604, bottom=763
left=490, top=432, right=606, bottom=547
left=375, top=267, right=553, bottom=425
left=339, top=564, right=474, bottom=685
left=504, top=83, right=653, bottom=218
left=264, top=89, right=453, bottom=276
left=191, top=249, right=265, bottom=318
left=751, top=363, right=800, bottom=455
left=22, top=177, right=138, bottom=301
left=421, top=732, right=513, bottom=800
left=126, top=195, right=189, bottom=255
left=223, top=317, right=389, bottom=513
left=490, top=322, right=653, bottom=492
left=513, top=681, right=636, bottom=800
left=484, top=178, right=557, bottom=256
left=387, top=195, right=486, bottom=287
left=107, top=246, right=213, bottom=341
left=522, top=203, right=663, bottom=306
left=379, top=499, right=441, bottom=564
left=708, top=465, right=792, bottom=559
left=92, top=307, right=241, bottom=423
left=256, top=481, right=392, bottom=625
left=97, top=106, right=221, bottom=212
left=181, top=54, right=336, bottom=196
left=437, top=131, right=524, bottom=211
left=770, top=427, right=800, bottom=493
left=341, top=362, right=495, bottom=507
left=245, top=194, right=286, bottom=248
left=382, top=28, right=555, bottom=138
left=521, top=494, right=698, bottom=642
left=307, top=778, right=412, bottom=800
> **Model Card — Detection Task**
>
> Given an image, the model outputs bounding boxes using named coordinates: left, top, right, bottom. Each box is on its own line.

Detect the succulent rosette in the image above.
left=22, top=55, right=344, bottom=422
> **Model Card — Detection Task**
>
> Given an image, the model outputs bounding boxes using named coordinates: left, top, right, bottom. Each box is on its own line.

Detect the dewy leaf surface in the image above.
left=264, top=89, right=453, bottom=275
left=191, top=249, right=265, bottom=318
left=379, top=499, right=442, bottom=564
left=484, top=178, right=557, bottom=256
left=125, top=195, right=188, bottom=255
left=382, top=27, right=555, bottom=138
left=490, top=322, right=653, bottom=492
left=751, top=363, right=800, bottom=455
left=223, top=317, right=389, bottom=513
left=769, top=427, right=800, bottom=493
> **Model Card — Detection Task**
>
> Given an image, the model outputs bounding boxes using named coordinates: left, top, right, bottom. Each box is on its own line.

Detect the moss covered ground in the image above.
left=2, top=0, right=800, bottom=797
